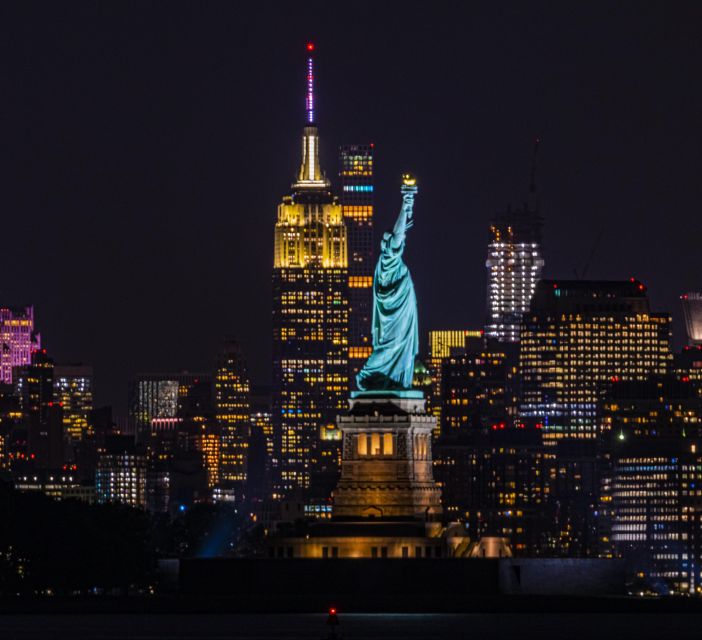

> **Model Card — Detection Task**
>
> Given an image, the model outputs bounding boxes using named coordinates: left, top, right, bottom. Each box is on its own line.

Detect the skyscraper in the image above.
left=0, top=305, right=40, bottom=385
left=14, top=348, right=54, bottom=426
left=485, top=143, right=544, bottom=343
left=519, top=279, right=672, bottom=442
left=681, top=293, right=702, bottom=345
left=607, top=435, right=702, bottom=595
left=272, top=44, right=349, bottom=495
left=53, top=364, right=93, bottom=443
left=425, top=329, right=483, bottom=432
left=96, top=435, right=147, bottom=508
left=339, top=144, right=374, bottom=376
left=214, top=337, right=251, bottom=501
left=129, top=372, right=209, bottom=443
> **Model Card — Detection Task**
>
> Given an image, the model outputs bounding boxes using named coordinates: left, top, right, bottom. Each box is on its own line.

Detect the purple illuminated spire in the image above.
left=306, top=43, right=315, bottom=124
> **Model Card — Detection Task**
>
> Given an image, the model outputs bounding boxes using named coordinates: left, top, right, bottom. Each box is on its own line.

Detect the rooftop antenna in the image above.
left=306, top=42, right=315, bottom=124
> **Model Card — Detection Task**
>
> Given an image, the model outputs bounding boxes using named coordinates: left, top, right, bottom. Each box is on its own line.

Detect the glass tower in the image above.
left=339, top=144, right=374, bottom=377
left=272, top=44, right=349, bottom=495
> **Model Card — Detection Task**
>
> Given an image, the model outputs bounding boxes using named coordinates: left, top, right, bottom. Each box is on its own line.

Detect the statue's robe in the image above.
left=356, top=231, right=418, bottom=391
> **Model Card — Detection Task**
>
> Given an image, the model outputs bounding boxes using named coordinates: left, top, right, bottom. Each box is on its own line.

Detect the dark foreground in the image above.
left=0, top=612, right=701, bottom=640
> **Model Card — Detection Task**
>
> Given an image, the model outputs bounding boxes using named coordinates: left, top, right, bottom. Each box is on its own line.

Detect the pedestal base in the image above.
left=334, top=395, right=442, bottom=520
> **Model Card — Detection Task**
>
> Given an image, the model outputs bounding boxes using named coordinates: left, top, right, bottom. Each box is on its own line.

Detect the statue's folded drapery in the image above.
left=356, top=180, right=418, bottom=391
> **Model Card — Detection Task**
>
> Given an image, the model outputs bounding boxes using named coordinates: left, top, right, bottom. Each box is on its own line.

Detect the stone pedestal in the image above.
left=333, top=392, right=443, bottom=520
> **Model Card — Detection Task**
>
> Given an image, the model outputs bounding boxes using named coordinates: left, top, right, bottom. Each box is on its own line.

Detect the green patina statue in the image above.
left=356, top=175, right=420, bottom=395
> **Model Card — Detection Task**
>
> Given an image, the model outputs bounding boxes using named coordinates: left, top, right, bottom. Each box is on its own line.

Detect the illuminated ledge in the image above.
left=350, top=390, right=424, bottom=400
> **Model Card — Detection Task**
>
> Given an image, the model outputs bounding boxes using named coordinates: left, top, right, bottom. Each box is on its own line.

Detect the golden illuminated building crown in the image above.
left=273, top=43, right=347, bottom=270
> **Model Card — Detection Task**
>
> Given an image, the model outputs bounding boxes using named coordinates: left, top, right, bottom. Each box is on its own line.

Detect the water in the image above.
left=0, top=613, right=700, bottom=640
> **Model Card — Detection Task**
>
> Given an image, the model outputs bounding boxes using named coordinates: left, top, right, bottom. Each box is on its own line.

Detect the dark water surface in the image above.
left=0, top=613, right=700, bottom=640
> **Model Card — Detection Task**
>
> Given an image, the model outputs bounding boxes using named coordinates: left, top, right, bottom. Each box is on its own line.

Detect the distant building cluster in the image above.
left=2, top=44, right=702, bottom=598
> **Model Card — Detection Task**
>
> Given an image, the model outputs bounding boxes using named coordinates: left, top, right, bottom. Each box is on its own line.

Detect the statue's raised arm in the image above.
left=387, top=174, right=417, bottom=249
left=356, top=175, right=420, bottom=393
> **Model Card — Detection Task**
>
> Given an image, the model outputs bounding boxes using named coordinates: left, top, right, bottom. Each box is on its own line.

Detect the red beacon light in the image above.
left=327, top=607, right=340, bottom=631
left=307, top=42, right=315, bottom=52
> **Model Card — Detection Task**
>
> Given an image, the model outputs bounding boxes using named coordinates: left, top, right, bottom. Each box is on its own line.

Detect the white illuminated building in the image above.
left=681, top=292, right=702, bottom=345
left=485, top=204, right=544, bottom=343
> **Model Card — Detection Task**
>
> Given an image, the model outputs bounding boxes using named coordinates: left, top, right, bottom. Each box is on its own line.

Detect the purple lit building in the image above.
left=0, top=306, right=40, bottom=385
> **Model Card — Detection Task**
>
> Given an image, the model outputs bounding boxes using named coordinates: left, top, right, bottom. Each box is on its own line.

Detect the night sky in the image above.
left=4, top=2, right=702, bottom=413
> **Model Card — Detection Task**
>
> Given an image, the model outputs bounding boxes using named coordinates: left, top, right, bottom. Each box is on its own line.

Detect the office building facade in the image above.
left=520, top=280, right=672, bottom=442
left=53, top=364, right=93, bottom=443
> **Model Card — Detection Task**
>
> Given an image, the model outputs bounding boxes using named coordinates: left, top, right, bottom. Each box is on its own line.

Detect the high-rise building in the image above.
left=95, top=435, right=147, bottom=508
left=272, top=44, right=349, bottom=495
left=0, top=305, right=40, bottom=385
left=194, top=421, right=221, bottom=490
left=434, top=426, right=554, bottom=554
left=608, top=437, right=702, bottom=595
left=682, top=293, right=702, bottom=345
left=129, top=372, right=209, bottom=443
left=485, top=206, right=544, bottom=343
left=426, top=329, right=483, bottom=432
left=485, top=144, right=544, bottom=343
left=598, top=377, right=702, bottom=593
left=440, top=349, right=511, bottom=435
left=14, top=348, right=54, bottom=426
left=519, top=279, right=672, bottom=442
left=214, top=337, right=251, bottom=501
left=339, top=144, right=374, bottom=376
left=675, top=345, right=702, bottom=386
left=53, top=364, right=93, bottom=443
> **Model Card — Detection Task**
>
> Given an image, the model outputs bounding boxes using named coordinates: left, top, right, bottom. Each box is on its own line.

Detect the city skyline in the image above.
left=4, top=3, right=702, bottom=414
left=5, top=3, right=702, bottom=615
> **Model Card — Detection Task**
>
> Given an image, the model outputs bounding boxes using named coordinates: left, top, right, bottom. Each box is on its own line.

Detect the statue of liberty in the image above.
left=356, top=175, right=419, bottom=392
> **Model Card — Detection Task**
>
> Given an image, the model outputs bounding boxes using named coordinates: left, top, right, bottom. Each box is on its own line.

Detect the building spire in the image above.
left=294, top=42, right=328, bottom=189
left=306, top=42, right=315, bottom=125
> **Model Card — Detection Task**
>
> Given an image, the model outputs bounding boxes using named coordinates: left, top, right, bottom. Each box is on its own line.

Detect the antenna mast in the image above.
left=306, top=43, right=315, bottom=124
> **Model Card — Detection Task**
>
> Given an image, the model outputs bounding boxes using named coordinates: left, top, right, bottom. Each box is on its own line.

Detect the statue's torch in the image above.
left=400, top=174, right=418, bottom=228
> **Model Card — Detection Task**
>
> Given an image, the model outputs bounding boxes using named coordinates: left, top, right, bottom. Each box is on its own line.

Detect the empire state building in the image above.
left=272, top=44, right=349, bottom=495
